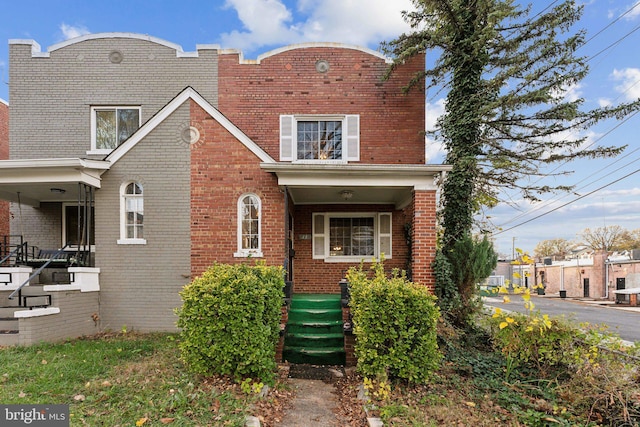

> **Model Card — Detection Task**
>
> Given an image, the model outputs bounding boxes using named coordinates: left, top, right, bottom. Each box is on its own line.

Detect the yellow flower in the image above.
left=503, top=295, right=511, bottom=303
left=492, top=307, right=503, bottom=318
left=499, top=321, right=509, bottom=329
left=136, top=418, right=148, bottom=426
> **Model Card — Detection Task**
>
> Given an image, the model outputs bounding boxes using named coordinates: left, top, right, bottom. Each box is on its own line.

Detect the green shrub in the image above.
left=487, top=306, right=575, bottom=376
left=176, top=262, right=283, bottom=384
left=347, top=260, right=442, bottom=384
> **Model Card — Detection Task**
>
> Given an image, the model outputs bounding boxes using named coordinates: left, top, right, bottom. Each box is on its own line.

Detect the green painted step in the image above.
left=290, top=294, right=341, bottom=309
left=284, top=293, right=345, bottom=365
left=288, top=308, right=343, bottom=322
left=284, top=332, right=344, bottom=348
left=282, top=346, right=346, bottom=366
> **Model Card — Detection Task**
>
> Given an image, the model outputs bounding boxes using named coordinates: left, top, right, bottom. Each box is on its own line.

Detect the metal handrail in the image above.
left=0, top=239, right=28, bottom=266
left=0, top=244, right=24, bottom=266
left=8, top=244, right=71, bottom=301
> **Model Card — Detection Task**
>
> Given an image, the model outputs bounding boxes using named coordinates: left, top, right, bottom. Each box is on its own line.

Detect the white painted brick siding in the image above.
left=9, top=37, right=217, bottom=159
left=95, top=102, right=191, bottom=332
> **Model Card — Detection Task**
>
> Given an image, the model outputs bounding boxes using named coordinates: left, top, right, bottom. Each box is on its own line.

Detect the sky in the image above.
left=0, top=0, right=639, bottom=258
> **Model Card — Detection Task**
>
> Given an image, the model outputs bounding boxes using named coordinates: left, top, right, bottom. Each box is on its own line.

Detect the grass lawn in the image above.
left=0, top=333, right=259, bottom=426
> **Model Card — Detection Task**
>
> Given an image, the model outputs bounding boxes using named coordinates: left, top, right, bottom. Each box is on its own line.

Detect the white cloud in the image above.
left=59, top=23, right=90, bottom=41
left=598, top=98, right=612, bottom=107
left=425, top=98, right=446, bottom=163
left=611, top=68, right=640, bottom=101
left=219, top=0, right=413, bottom=53
left=624, top=0, right=640, bottom=20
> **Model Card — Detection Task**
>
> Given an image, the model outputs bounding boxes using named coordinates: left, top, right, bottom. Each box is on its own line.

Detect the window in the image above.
left=62, top=204, right=95, bottom=248
left=235, top=194, right=263, bottom=257
left=297, top=120, right=342, bottom=160
left=280, top=115, right=360, bottom=162
left=118, top=182, right=145, bottom=244
left=313, top=212, right=392, bottom=261
left=90, top=107, right=141, bottom=153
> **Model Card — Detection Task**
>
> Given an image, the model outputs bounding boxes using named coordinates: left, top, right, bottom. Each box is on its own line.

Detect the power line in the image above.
left=493, top=168, right=640, bottom=236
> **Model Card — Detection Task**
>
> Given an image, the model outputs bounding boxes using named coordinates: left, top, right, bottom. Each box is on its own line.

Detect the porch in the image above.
left=0, top=158, right=107, bottom=346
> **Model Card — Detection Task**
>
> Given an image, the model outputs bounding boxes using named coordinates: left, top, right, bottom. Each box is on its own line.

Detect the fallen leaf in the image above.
left=73, top=394, right=85, bottom=402
left=464, top=401, right=476, bottom=407
left=136, top=417, right=148, bottom=426
left=160, top=418, right=175, bottom=424
left=18, top=391, right=26, bottom=398
left=101, top=380, right=112, bottom=387
left=41, top=359, right=47, bottom=365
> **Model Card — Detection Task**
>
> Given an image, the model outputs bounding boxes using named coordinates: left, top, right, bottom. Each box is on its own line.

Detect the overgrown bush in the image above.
left=347, top=260, right=441, bottom=384
left=488, top=306, right=575, bottom=377
left=487, top=290, right=640, bottom=425
left=434, top=234, right=497, bottom=326
left=176, top=262, right=283, bottom=384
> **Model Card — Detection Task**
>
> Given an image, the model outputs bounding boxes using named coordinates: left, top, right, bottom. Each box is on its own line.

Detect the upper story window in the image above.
left=312, top=212, right=392, bottom=261
left=235, top=193, right=263, bottom=258
left=90, top=107, right=141, bottom=154
left=118, top=182, right=145, bottom=245
left=280, top=115, right=360, bottom=162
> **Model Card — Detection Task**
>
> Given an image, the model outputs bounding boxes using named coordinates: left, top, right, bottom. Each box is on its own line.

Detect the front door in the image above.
left=583, top=278, right=589, bottom=298
left=616, top=278, right=626, bottom=303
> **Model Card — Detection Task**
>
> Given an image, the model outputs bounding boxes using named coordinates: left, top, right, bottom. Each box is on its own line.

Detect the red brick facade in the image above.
left=411, top=190, right=438, bottom=290
left=0, top=101, right=9, bottom=238
left=291, top=203, right=412, bottom=293
left=188, top=45, right=438, bottom=295
left=218, top=46, right=426, bottom=164
left=190, top=100, right=285, bottom=276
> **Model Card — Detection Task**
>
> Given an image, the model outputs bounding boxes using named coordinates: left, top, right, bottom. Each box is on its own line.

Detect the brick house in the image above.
left=0, top=33, right=448, bottom=353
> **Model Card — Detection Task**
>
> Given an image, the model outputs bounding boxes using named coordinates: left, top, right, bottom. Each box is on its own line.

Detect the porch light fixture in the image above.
left=50, top=188, right=66, bottom=194
left=340, top=190, right=353, bottom=201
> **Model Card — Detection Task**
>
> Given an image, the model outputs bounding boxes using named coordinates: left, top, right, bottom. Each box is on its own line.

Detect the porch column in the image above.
left=411, top=190, right=437, bottom=291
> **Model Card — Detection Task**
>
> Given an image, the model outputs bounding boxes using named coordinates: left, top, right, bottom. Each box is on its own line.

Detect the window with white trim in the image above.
left=312, top=212, right=392, bottom=261
left=235, top=194, right=263, bottom=257
left=90, top=106, right=141, bottom=153
left=118, top=182, right=145, bottom=244
left=280, top=115, right=359, bottom=162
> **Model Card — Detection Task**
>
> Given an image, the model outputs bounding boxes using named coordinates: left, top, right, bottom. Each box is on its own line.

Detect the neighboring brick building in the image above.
left=0, top=33, right=448, bottom=349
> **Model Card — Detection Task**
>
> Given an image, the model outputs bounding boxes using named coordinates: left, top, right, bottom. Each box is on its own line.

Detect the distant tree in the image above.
left=533, top=238, right=573, bottom=259
left=615, top=228, right=640, bottom=251
left=580, top=225, right=625, bottom=252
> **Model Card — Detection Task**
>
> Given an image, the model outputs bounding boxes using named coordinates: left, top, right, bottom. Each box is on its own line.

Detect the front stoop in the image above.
left=283, top=294, right=346, bottom=365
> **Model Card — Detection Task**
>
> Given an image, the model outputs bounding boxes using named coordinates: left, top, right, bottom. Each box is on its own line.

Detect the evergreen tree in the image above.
left=383, top=0, right=640, bottom=323
left=384, top=0, right=640, bottom=252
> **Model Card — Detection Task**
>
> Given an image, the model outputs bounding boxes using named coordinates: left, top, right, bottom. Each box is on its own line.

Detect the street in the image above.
left=483, top=294, right=640, bottom=343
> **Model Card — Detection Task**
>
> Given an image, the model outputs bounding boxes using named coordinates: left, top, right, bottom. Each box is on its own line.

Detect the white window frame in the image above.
left=88, top=106, right=141, bottom=155
left=234, top=193, right=264, bottom=258
left=61, top=203, right=96, bottom=251
left=117, top=181, right=146, bottom=245
left=312, top=212, right=392, bottom=262
left=280, top=114, right=360, bottom=163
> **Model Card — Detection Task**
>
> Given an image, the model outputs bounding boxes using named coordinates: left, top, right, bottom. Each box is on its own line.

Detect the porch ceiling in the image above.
left=0, top=158, right=110, bottom=206
left=262, top=163, right=451, bottom=208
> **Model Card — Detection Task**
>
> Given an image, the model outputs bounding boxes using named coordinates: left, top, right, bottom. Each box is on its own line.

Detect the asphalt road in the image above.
left=483, top=294, right=640, bottom=344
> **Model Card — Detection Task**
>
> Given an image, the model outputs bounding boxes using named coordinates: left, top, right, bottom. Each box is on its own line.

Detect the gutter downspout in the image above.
left=605, top=259, right=609, bottom=300
left=560, top=263, right=565, bottom=292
